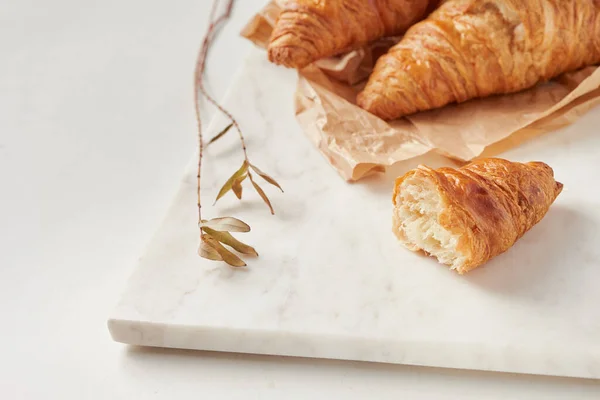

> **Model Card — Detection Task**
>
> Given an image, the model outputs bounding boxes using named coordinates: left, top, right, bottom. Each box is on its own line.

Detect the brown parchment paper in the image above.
left=241, top=1, right=600, bottom=181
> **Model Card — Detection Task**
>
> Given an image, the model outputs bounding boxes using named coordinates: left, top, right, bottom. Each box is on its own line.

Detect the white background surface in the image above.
left=1, top=0, right=599, bottom=398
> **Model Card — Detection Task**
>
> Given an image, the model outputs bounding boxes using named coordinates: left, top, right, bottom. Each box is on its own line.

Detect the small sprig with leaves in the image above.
left=194, top=0, right=282, bottom=267
left=214, top=160, right=283, bottom=214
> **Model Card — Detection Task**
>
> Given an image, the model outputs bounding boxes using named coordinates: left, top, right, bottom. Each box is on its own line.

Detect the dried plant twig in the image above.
left=194, top=0, right=282, bottom=267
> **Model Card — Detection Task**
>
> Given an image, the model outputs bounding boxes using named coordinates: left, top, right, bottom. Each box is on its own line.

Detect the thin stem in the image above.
left=195, top=0, right=236, bottom=230
left=195, top=0, right=248, bottom=160
left=199, top=87, right=248, bottom=160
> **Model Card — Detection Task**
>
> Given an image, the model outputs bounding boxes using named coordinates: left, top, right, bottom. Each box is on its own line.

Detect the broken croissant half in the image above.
left=392, top=158, right=563, bottom=274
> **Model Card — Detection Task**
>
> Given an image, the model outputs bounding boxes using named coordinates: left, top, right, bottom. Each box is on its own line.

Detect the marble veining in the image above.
left=109, top=48, right=600, bottom=379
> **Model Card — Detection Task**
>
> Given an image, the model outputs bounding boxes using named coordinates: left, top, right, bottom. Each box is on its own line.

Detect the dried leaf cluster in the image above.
left=214, top=160, right=283, bottom=214
left=194, top=0, right=282, bottom=267
left=199, top=217, right=256, bottom=267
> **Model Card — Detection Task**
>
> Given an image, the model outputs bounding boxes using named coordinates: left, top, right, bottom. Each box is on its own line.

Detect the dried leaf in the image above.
left=199, top=235, right=223, bottom=261
left=250, top=163, right=283, bottom=192
left=214, top=161, right=248, bottom=204
left=204, top=236, right=246, bottom=267
left=232, top=177, right=243, bottom=199
left=201, top=217, right=251, bottom=232
left=202, top=227, right=258, bottom=256
left=207, top=123, right=233, bottom=146
left=250, top=177, right=274, bottom=215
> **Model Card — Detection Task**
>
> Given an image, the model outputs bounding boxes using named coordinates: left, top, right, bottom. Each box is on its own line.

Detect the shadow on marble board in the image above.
left=122, top=345, right=600, bottom=389
left=463, top=206, right=591, bottom=297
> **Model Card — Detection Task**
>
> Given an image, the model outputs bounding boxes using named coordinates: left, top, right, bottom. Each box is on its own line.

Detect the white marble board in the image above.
left=109, top=48, right=600, bottom=379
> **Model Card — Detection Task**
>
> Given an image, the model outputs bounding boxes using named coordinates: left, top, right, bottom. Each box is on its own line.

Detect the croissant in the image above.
left=392, top=158, right=563, bottom=274
left=268, top=0, right=440, bottom=69
left=358, top=0, right=600, bottom=120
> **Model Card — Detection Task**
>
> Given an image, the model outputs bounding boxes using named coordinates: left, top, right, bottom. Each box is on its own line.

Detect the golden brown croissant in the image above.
left=268, top=0, right=440, bottom=69
left=392, top=158, right=563, bottom=274
left=358, top=0, right=600, bottom=120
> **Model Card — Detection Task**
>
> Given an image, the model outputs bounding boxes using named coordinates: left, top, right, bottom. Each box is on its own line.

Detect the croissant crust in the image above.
left=268, top=0, right=439, bottom=69
left=358, top=0, right=600, bottom=120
